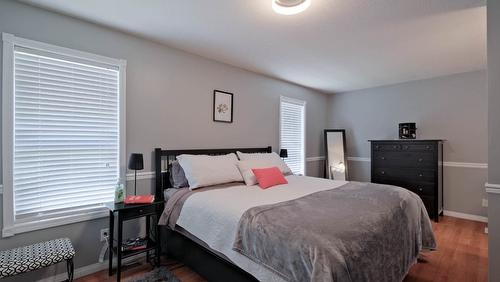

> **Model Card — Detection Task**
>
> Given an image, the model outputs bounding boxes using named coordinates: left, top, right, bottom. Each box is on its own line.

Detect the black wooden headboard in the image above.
left=154, top=146, right=272, bottom=200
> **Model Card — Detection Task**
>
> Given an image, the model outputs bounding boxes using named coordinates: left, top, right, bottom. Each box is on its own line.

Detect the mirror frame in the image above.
left=324, top=129, right=349, bottom=180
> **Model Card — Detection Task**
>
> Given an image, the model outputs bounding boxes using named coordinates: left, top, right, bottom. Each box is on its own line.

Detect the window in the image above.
left=280, top=96, right=306, bottom=175
left=2, top=33, right=126, bottom=236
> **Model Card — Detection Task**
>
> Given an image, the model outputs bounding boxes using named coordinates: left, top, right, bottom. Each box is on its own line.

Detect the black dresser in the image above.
left=370, top=140, right=443, bottom=222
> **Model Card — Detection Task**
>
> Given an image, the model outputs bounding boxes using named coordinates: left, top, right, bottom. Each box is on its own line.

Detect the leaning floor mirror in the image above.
left=324, top=129, right=348, bottom=180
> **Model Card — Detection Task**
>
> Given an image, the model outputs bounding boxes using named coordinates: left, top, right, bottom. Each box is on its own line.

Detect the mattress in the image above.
left=160, top=176, right=435, bottom=282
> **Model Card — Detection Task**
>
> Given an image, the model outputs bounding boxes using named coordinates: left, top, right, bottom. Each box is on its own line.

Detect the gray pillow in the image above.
left=169, top=160, right=189, bottom=188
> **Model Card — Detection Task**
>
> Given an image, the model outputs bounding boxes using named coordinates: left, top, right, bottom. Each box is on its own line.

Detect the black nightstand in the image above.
left=105, top=200, right=163, bottom=282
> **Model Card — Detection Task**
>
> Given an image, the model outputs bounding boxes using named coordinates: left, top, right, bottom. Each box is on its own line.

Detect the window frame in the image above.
left=2, top=33, right=127, bottom=237
left=279, top=96, right=306, bottom=176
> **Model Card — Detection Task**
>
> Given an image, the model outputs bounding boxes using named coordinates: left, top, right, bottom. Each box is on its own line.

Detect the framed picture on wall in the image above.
left=213, top=90, right=233, bottom=123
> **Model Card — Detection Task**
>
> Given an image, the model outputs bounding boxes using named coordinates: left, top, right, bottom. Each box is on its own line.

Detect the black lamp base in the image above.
left=134, top=170, right=137, bottom=195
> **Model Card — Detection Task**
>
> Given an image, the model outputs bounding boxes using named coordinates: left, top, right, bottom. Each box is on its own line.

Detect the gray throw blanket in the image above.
left=233, top=182, right=436, bottom=282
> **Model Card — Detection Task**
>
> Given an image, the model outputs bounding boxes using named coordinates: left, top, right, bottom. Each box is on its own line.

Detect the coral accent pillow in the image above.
left=237, top=160, right=282, bottom=186
left=251, top=167, right=288, bottom=189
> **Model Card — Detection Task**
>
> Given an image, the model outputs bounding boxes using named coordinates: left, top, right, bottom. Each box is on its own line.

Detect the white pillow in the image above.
left=236, top=151, right=292, bottom=175
left=176, top=153, right=243, bottom=189
left=237, top=160, right=279, bottom=186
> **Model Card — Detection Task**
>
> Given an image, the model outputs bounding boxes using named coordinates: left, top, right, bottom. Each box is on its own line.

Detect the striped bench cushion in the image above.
left=0, top=238, right=75, bottom=278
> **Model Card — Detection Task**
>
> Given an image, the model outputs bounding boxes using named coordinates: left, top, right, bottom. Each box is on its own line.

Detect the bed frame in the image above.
left=154, top=146, right=272, bottom=282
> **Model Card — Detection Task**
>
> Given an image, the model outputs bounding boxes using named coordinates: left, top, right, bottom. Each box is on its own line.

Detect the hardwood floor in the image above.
left=77, top=216, right=487, bottom=282
left=404, top=216, right=488, bottom=282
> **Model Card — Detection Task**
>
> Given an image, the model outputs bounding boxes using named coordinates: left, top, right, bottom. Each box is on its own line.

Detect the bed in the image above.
left=154, top=146, right=436, bottom=282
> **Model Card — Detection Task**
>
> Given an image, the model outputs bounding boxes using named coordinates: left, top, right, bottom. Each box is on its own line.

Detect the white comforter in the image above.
left=176, top=175, right=347, bottom=282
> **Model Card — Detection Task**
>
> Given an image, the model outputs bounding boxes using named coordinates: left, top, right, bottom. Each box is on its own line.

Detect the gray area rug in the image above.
left=126, top=267, right=181, bottom=282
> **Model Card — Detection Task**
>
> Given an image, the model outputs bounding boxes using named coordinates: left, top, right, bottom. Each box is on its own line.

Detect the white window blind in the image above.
left=280, top=96, right=306, bottom=175
left=12, top=47, right=120, bottom=224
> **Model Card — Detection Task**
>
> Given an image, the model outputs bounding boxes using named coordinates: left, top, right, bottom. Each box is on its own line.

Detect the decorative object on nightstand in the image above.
left=279, top=149, right=288, bottom=159
left=128, top=153, right=144, bottom=195
left=105, top=200, right=163, bottom=282
left=399, top=122, right=417, bottom=139
left=369, top=139, right=444, bottom=222
left=124, top=194, right=155, bottom=204
left=114, top=180, right=125, bottom=203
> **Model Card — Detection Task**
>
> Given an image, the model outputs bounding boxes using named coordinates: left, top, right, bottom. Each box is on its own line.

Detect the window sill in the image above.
left=2, top=208, right=109, bottom=237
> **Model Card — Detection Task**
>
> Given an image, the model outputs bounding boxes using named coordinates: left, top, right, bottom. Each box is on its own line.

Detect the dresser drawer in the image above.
left=404, top=182, right=435, bottom=196
left=372, top=151, right=435, bottom=168
left=401, top=143, right=435, bottom=152
left=371, top=177, right=436, bottom=198
left=372, top=143, right=402, bottom=151
left=372, top=142, right=436, bottom=152
left=373, top=167, right=436, bottom=182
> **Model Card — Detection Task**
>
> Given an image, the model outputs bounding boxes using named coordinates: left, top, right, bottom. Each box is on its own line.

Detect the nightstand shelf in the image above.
left=105, top=200, right=163, bottom=282
left=116, top=238, right=158, bottom=259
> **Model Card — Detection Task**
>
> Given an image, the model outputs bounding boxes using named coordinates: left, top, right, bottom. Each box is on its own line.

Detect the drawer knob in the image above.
left=381, top=171, right=385, bottom=175
left=381, top=156, right=386, bottom=160
left=426, top=146, right=430, bottom=149
left=375, top=145, right=379, bottom=149
left=418, top=187, right=423, bottom=192
left=419, top=173, right=423, bottom=177
left=418, top=158, right=423, bottom=162
left=139, top=209, right=143, bottom=213
left=393, top=145, right=397, bottom=149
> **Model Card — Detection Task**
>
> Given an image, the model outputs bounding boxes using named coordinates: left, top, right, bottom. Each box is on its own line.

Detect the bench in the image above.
left=0, top=238, right=75, bottom=281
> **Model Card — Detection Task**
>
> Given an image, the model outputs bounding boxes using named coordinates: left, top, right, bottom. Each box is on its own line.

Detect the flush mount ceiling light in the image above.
left=272, top=0, right=311, bottom=15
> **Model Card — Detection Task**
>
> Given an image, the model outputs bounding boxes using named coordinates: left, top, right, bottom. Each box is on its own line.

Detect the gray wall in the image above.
left=488, top=0, right=500, bottom=185
left=487, top=0, right=500, bottom=281
left=0, top=0, right=328, bottom=280
left=328, top=70, right=488, bottom=217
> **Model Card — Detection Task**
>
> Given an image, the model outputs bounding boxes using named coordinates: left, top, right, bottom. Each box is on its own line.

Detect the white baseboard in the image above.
left=37, top=261, right=107, bottom=282
left=36, top=255, right=145, bottom=282
left=443, top=210, right=488, bottom=223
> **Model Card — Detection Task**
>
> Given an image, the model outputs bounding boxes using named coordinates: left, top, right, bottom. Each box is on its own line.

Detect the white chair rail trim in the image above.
left=0, top=158, right=490, bottom=190
left=485, top=182, right=500, bottom=194
left=126, top=171, right=156, bottom=181
left=305, top=156, right=325, bottom=162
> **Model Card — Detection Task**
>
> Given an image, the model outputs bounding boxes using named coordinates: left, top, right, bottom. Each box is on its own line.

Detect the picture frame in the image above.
left=213, top=90, right=234, bottom=123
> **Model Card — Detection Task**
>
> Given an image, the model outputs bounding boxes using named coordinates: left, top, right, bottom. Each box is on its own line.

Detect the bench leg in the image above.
left=66, top=258, right=74, bottom=282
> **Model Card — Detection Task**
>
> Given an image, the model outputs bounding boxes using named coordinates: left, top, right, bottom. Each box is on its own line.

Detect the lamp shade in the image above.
left=279, top=149, right=288, bottom=158
left=128, top=153, right=144, bottom=170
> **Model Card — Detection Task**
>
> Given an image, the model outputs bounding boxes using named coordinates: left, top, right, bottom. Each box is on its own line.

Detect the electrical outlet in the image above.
left=482, top=199, right=488, bottom=208
left=100, top=228, right=109, bottom=242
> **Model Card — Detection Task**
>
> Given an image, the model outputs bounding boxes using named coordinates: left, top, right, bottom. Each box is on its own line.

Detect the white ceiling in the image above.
left=21, top=0, right=486, bottom=93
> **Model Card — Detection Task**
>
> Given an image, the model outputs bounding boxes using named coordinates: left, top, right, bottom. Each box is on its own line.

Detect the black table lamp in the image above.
left=128, top=153, right=144, bottom=195
left=279, top=149, right=288, bottom=159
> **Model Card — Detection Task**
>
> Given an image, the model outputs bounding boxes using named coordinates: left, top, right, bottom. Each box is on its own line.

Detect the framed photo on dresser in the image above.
left=213, top=90, right=233, bottom=123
